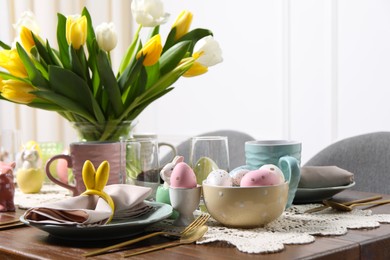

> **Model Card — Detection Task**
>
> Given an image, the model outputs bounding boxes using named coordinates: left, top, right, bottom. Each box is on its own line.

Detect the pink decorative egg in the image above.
left=170, top=162, right=197, bottom=188
left=259, top=164, right=285, bottom=183
left=240, top=167, right=285, bottom=187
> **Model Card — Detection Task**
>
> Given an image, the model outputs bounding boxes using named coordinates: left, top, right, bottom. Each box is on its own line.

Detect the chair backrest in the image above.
left=160, top=130, right=255, bottom=170
left=304, top=132, right=390, bottom=194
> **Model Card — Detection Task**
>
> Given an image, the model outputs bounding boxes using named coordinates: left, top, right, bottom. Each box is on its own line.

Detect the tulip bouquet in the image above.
left=0, top=0, right=222, bottom=141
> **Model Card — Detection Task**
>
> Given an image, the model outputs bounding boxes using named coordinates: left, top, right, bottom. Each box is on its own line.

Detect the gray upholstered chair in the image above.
left=160, top=130, right=255, bottom=170
left=304, top=132, right=390, bottom=194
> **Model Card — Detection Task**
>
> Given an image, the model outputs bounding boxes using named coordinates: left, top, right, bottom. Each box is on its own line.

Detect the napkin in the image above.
left=298, top=166, right=354, bottom=188
left=23, top=184, right=153, bottom=226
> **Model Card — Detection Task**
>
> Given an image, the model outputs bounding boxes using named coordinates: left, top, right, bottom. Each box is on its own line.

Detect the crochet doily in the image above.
left=150, top=204, right=390, bottom=254
left=15, top=184, right=71, bottom=209
left=14, top=186, right=390, bottom=254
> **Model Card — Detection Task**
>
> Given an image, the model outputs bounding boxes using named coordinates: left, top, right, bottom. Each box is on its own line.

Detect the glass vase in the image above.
left=70, top=120, right=136, bottom=142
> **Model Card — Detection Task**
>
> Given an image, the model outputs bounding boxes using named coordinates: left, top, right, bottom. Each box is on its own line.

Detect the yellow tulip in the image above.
left=0, top=79, right=36, bottom=104
left=172, top=10, right=193, bottom=40
left=183, top=61, right=208, bottom=77
left=136, top=34, right=162, bottom=66
left=20, top=26, right=36, bottom=53
left=66, top=15, right=87, bottom=50
left=0, top=49, right=28, bottom=78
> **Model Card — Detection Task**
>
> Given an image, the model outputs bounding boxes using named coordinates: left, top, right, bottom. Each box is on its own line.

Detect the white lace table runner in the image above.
left=151, top=204, right=390, bottom=254
left=200, top=205, right=390, bottom=254
left=14, top=186, right=390, bottom=254
left=15, top=184, right=71, bottom=209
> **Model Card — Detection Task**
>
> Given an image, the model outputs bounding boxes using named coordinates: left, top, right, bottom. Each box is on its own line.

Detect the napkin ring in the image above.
left=81, top=160, right=115, bottom=222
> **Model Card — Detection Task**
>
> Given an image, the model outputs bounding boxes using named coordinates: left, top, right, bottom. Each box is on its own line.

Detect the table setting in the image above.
left=1, top=0, right=390, bottom=259
left=1, top=134, right=390, bottom=259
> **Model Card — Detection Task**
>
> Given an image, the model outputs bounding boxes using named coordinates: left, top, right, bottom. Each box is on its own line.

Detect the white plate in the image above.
left=20, top=201, right=172, bottom=241
left=293, top=182, right=356, bottom=204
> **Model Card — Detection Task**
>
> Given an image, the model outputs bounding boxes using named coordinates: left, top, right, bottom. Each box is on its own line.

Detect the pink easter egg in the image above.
left=170, top=162, right=197, bottom=188
left=240, top=168, right=284, bottom=187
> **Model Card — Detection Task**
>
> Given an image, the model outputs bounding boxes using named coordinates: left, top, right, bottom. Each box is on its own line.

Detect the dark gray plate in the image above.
left=20, top=201, right=172, bottom=241
left=293, top=182, right=356, bottom=203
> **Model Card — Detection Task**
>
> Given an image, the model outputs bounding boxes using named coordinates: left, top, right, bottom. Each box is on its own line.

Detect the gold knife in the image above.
left=304, top=195, right=382, bottom=213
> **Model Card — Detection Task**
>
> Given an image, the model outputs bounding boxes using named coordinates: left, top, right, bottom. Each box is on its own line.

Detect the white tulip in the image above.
left=131, top=0, right=170, bottom=27
left=13, top=11, right=40, bottom=34
left=96, top=22, right=118, bottom=52
left=194, top=36, right=223, bottom=67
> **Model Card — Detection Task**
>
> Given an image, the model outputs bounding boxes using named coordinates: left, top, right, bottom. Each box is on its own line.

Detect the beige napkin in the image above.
left=298, top=166, right=354, bottom=188
left=23, top=184, right=153, bottom=226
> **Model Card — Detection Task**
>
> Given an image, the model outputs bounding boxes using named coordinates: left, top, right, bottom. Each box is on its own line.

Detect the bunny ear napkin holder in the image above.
left=23, top=160, right=153, bottom=226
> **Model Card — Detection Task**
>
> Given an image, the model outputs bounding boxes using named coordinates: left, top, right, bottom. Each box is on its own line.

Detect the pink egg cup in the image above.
left=169, top=185, right=201, bottom=226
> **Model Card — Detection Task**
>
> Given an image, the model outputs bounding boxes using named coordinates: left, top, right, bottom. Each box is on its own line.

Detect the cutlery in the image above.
left=323, top=199, right=390, bottom=212
left=0, top=219, right=25, bottom=230
left=304, top=195, right=382, bottom=213
left=123, top=225, right=208, bottom=257
left=83, top=213, right=210, bottom=257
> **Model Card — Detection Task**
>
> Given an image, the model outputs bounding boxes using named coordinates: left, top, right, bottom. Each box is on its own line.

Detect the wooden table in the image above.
left=1, top=190, right=389, bottom=259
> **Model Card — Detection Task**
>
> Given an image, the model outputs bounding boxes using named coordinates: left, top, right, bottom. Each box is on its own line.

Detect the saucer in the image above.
left=293, top=182, right=356, bottom=204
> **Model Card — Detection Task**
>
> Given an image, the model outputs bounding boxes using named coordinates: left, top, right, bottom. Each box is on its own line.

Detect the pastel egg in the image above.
left=229, top=168, right=250, bottom=186
left=170, top=162, right=197, bottom=188
left=193, top=157, right=219, bottom=185
left=259, top=164, right=285, bottom=183
left=206, top=169, right=233, bottom=186
left=240, top=168, right=284, bottom=187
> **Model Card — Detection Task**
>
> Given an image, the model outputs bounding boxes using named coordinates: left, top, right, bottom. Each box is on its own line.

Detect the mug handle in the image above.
left=158, top=142, right=177, bottom=162
left=45, top=154, right=78, bottom=195
left=278, top=156, right=301, bottom=208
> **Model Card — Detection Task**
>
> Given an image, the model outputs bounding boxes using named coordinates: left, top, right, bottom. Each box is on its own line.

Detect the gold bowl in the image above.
left=202, top=181, right=289, bottom=228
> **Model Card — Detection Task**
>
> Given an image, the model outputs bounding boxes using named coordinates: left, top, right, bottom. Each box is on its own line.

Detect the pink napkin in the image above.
left=23, top=184, right=153, bottom=226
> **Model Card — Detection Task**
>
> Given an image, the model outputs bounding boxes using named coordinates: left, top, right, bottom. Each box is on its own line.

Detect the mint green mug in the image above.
left=233, top=140, right=301, bottom=208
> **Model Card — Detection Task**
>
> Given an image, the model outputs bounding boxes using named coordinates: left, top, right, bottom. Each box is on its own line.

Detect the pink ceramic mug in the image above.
left=45, top=141, right=125, bottom=196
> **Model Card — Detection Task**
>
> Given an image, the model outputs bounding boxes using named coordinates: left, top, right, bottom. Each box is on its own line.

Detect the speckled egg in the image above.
left=229, top=168, right=250, bottom=186
left=259, top=164, right=285, bottom=183
left=170, top=162, right=197, bottom=188
left=206, top=169, right=233, bottom=186
left=240, top=168, right=285, bottom=187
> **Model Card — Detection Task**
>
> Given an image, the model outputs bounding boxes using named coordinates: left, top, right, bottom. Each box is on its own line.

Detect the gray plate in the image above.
left=293, top=182, right=356, bottom=203
left=20, top=201, right=172, bottom=241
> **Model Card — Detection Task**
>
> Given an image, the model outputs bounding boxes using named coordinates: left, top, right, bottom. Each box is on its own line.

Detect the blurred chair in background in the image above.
left=304, top=132, right=390, bottom=194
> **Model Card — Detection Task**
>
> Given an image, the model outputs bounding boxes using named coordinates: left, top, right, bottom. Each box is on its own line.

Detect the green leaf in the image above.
left=145, top=62, right=160, bottom=89
left=32, top=89, right=95, bottom=121
left=16, top=43, right=50, bottom=89
left=32, top=33, right=51, bottom=65
left=118, top=56, right=144, bottom=93
left=57, top=13, right=71, bottom=69
left=46, top=40, right=63, bottom=67
left=159, top=41, right=191, bottom=76
left=178, top=28, right=213, bottom=54
left=118, top=25, right=141, bottom=75
left=162, top=27, right=177, bottom=53
left=48, top=66, right=105, bottom=122
left=28, top=100, right=66, bottom=111
left=82, top=7, right=98, bottom=57
left=96, top=50, right=124, bottom=116
left=0, top=71, right=28, bottom=81
left=0, top=41, right=11, bottom=50
left=69, top=46, right=84, bottom=79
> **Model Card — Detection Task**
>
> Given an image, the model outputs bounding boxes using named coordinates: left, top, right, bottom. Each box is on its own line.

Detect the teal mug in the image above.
left=233, top=140, right=301, bottom=208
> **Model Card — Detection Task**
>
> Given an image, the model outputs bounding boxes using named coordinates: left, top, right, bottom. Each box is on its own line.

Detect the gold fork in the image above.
left=83, top=213, right=210, bottom=257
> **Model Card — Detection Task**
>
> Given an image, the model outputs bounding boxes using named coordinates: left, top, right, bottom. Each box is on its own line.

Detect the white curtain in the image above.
left=0, top=0, right=133, bottom=147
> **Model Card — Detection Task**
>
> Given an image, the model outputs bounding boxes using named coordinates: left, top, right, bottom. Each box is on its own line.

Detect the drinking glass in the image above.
left=125, top=137, right=161, bottom=200
left=189, top=136, right=230, bottom=184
